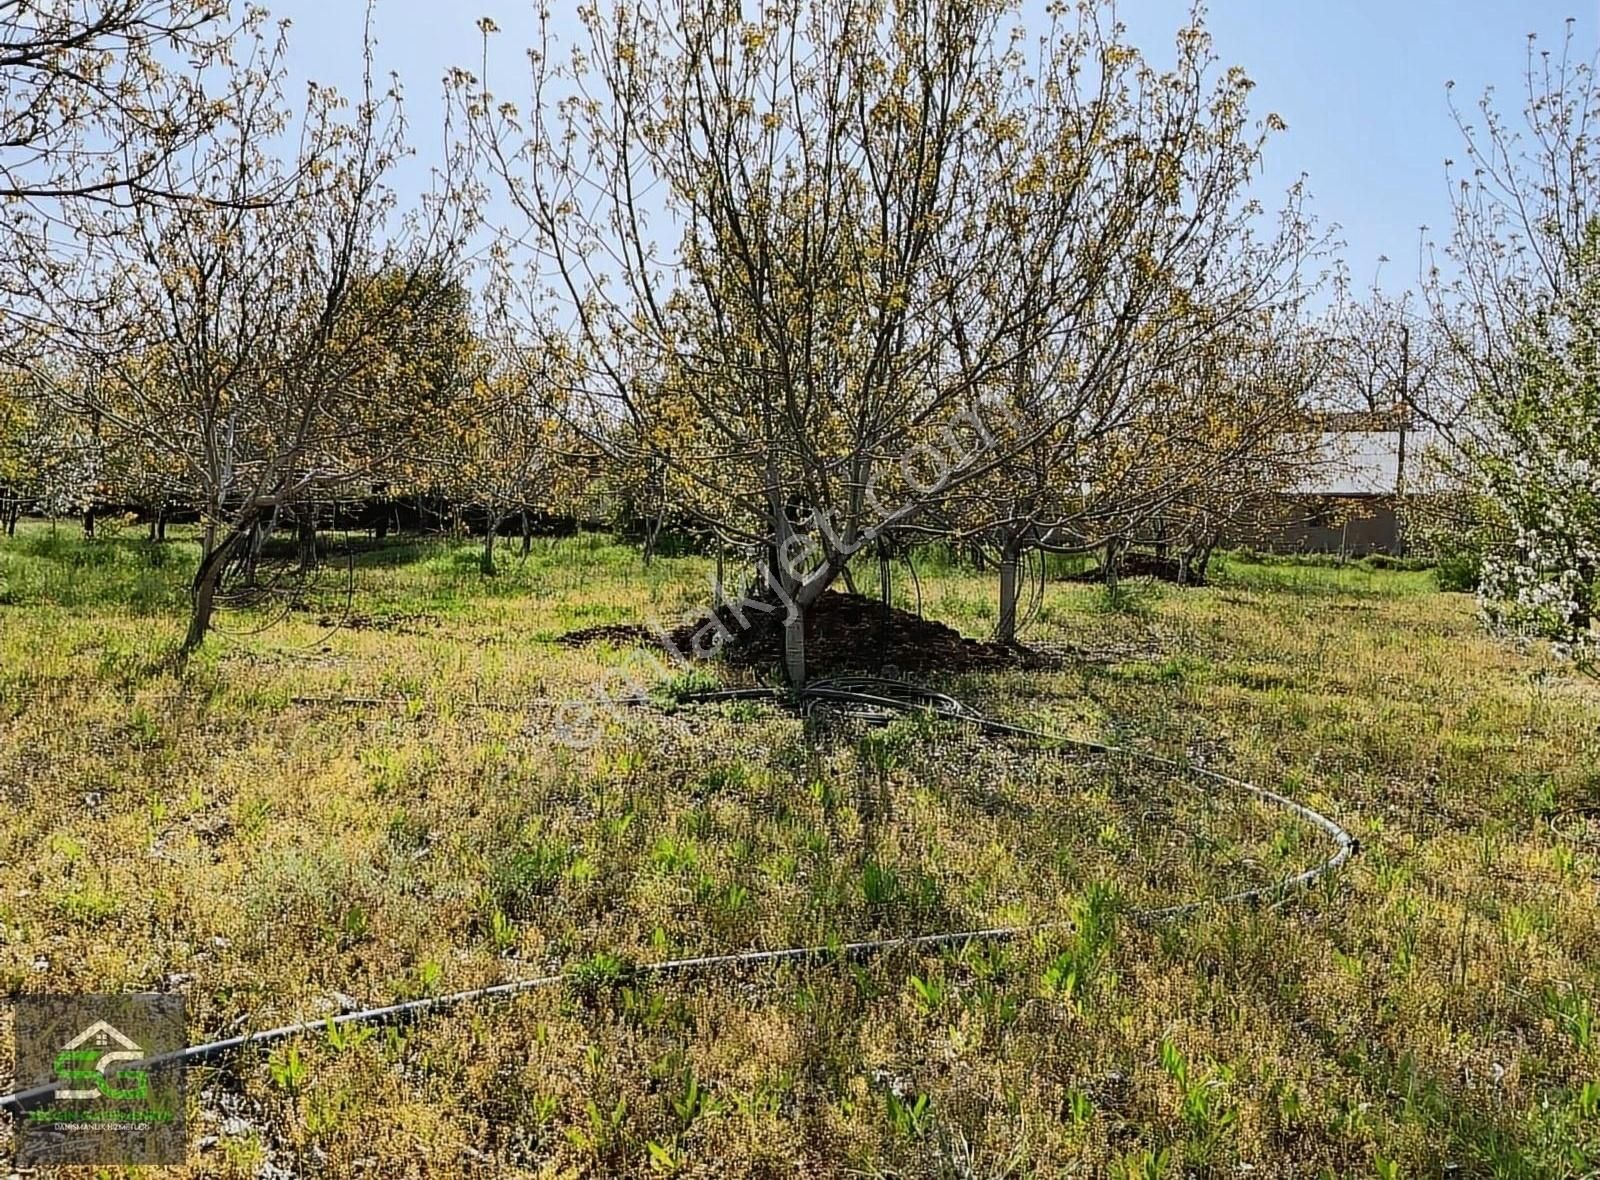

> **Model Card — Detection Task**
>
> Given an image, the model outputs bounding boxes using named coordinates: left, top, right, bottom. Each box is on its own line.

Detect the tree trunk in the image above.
left=783, top=608, right=806, bottom=686
left=242, top=509, right=277, bottom=586
left=773, top=511, right=807, bottom=686
left=520, top=509, right=531, bottom=557
left=1395, top=324, right=1411, bottom=557
left=1574, top=558, right=1595, bottom=633
left=182, top=527, right=243, bottom=655
left=82, top=505, right=96, bottom=539
left=1104, top=537, right=1122, bottom=596
left=183, top=574, right=220, bottom=654
left=996, top=537, right=1022, bottom=645
left=297, top=508, right=318, bottom=571
left=157, top=510, right=167, bottom=542
left=482, top=513, right=501, bottom=576
left=642, top=510, right=662, bottom=567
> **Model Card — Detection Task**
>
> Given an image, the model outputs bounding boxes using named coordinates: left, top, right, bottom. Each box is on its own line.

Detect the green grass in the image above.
left=0, top=519, right=1597, bottom=1177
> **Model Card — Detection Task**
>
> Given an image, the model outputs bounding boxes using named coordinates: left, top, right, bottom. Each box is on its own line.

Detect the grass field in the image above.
left=1, top=521, right=1598, bottom=1178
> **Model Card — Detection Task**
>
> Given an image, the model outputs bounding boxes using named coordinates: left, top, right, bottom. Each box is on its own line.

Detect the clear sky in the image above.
left=267, top=0, right=1598, bottom=298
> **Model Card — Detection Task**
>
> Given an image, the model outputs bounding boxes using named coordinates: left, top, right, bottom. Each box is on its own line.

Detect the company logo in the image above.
left=52, top=1020, right=150, bottom=1101
left=10, top=994, right=186, bottom=1165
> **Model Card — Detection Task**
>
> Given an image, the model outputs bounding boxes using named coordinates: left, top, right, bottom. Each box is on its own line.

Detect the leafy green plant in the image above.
left=324, top=1018, right=374, bottom=1054
left=884, top=1090, right=931, bottom=1139
left=861, top=860, right=902, bottom=906
left=413, top=958, right=443, bottom=995
left=1066, top=1087, right=1093, bottom=1131
left=1115, top=1147, right=1171, bottom=1179
left=672, top=1069, right=725, bottom=1127
left=488, top=906, right=518, bottom=953
left=268, top=1043, right=309, bottom=1094
left=566, top=1095, right=628, bottom=1154
left=489, top=840, right=567, bottom=918
left=1547, top=988, right=1595, bottom=1052
left=908, top=973, right=946, bottom=1015
left=570, top=950, right=633, bottom=998
left=646, top=1138, right=684, bottom=1173
left=1160, top=1038, right=1236, bottom=1151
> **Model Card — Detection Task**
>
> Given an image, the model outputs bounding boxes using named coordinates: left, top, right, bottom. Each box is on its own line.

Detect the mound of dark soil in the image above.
left=1064, top=552, right=1205, bottom=586
left=557, top=591, right=1058, bottom=676
left=555, top=621, right=659, bottom=648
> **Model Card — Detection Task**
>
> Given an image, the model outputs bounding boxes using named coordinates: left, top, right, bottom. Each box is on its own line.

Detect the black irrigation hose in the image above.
left=1, top=677, right=1356, bottom=1115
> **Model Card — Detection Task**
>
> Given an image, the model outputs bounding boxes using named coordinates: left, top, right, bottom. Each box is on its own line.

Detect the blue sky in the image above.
left=270, top=1, right=1597, bottom=297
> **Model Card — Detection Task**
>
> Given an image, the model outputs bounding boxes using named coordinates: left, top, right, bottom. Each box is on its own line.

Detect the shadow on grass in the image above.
left=1202, top=909, right=1585, bottom=1176
left=0, top=527, right=193, bottom=612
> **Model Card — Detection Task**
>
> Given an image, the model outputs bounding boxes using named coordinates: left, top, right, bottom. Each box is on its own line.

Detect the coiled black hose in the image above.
left=0, top=677, right=1355, bottom=1114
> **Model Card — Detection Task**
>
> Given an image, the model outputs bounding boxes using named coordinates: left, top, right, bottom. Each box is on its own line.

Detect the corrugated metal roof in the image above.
left=1288, top=430, right=1432, bottom=496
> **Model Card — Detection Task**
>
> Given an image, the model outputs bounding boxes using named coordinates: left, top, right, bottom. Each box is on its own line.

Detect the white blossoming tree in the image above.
left=1429, top=25, right=1600, bottom=670
left=1470, top=238, right=1600, bottom=666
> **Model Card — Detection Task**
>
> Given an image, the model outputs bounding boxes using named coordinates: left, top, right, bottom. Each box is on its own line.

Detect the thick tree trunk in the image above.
left=184, top=568, right=220, bottom=653
left=782, top=610, right=806, bottom=685
left=157, top=510, right=167, bottom=542
left=997, top=559, right=1018, bottom=643
left=82, top=505, right=95, bottom=539
left=773, top=511, right=808, bottom=686
left=985, top=530, right=1024, bottom=642
left=182, top=526, right=244, bottom=655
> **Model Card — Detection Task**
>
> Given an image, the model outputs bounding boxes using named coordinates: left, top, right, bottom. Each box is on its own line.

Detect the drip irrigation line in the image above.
left=1, top=677, right=1356, bottom=1115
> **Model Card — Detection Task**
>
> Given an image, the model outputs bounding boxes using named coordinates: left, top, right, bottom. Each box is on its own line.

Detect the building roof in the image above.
left=1288, top=429, right=1431, bottom=496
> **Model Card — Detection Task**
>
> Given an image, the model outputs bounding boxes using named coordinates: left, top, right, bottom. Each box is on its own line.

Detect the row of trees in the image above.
left=1, top=0, right=1352, bottom=679
left=0, top=6, right=596, bottom=645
